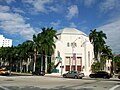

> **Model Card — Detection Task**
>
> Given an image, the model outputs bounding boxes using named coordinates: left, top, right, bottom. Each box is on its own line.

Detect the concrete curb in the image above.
left=44, top=74, right=120, bottom=80
left=45, top=73, right=62, bottom=78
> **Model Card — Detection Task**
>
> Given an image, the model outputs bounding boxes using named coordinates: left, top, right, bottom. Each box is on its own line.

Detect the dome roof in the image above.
left=57, top=28, right=87, bottom=36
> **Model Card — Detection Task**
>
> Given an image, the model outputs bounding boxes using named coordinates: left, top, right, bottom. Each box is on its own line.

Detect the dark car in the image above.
left=32, top=69, right=45, bottom=76
left=89, top=71, right=112, bottom=79
left=63, top=71, right=84, bottom=79
left=118, top=74, right=120, bottom=79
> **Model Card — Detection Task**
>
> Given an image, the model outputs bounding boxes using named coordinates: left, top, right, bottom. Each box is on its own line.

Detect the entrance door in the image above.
left=77, top=66, right=81, bottom=71
left=71, top=65, right=75, bottom=71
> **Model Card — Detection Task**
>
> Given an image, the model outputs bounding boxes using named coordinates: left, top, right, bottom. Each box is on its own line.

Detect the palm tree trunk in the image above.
left=9, top=58, right=12, bottom=75
left=20, top=59, right=22, bottom=73
left=33, top=49, right=36, bottom=72
left=45, top=55, right=47, bottom=73
left=0, top=58, right=2, bottom=66
left=15, top=61, right=18, bottom=72
left=26, top=58, right=29, bottom=72
left=33, top=58, right=36, bottom=72
left=98, top=52, right=101, bottom=62
left=41, top=55, right=43, bottom=71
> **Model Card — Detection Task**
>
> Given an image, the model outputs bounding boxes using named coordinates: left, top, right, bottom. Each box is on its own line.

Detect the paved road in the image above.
left=0, top=75, right=120, bottom=90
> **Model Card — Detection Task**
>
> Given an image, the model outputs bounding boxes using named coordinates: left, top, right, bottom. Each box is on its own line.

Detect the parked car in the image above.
left=0, top=67, right=10, bottom=76
left=32, top=69, right=45, bottom=76
left=89, top=71, right=112, bottom=79
left=118, top=74, right=120, bottom=79
left=63, top=71, right=84, bottom=79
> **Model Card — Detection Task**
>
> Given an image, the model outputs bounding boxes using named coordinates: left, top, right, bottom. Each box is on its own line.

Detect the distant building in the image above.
left=52, top=28, right=94, bottom=76
left=0, top=35, right=12, bottom=47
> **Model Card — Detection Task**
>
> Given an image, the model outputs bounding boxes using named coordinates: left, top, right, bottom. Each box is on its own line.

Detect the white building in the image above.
left=53, top=28, right=94, bottom=76
left=0, top=35, right=12, bottom=47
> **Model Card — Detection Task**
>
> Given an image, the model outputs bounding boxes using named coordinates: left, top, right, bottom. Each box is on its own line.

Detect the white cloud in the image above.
left=84, top=0, right=96, bottom=7
left=50, top=20, right=61, bottom=28
left=0, top=0, right=15, bottom=4
left=12, top=7, right=25, bottom=14
left=69, top=22, right=77, bottom=28
left=99, top=0, right=120, bottom=13
left=6, top=0, right=15, bottom=4
left=0, top=5, right=10, bottom=12
left=49, top=6, right=60, bottom=13
left=97, top=20, right=120, bottom=54
left=22, top=0, right=53, bottom=13
left=66, top=5, right=78, bottom=20
left=22, top=0, right=66, bottom=14
left=0, top=5, right=36, bottom=40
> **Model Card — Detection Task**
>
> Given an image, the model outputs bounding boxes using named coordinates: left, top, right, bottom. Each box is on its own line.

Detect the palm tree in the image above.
left=113, top=54, right=120, bottom=73
left=89, top=29, right=98, bottom=60
left=0, top=46, right=17, bottom=72
left=0, top=47, right=6, bottom=66
left=97, top=31, right=107, bottom=61
left=22, top=40, right=33, bottom=72
left=89, top=29, right=107, bottom=61
left=89, top=29, right=110, bottom=72
left=32, top=34, right=40, bottom=72
left=40, top=27, right=57, bottom=73
left=12, top=46, right=20, bottom=72
left=100, top=45, right=113, bottom=70
left=4, top=46, right=14, bottom=72
left=17, top=44, right=27, bottom=72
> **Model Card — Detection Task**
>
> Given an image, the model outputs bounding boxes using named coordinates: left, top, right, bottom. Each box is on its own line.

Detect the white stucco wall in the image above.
left=53, top=28, right=94, bottom=76
left=0, top=35, right=12, bottom=47
left=82, top=41, right=94, bottom=76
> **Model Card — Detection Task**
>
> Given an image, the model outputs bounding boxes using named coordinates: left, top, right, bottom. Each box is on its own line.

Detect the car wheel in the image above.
left=118, top=76, right=120, bottom=79
left=103, top=76, right=108, bottom=79
left=74, top=75, right=78, bottom=79
left=42, top=73, right=45, bottom=76
left=90, top=75, right=93, bottom=78
left=80, top=77, right=82, bottom=79
left=63, top=75, right=66, bottom=78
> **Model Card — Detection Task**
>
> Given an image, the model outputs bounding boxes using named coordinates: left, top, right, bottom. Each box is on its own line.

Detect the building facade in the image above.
left=53, top=28, right=94, bottom=76
left=0, top=35, right=12, bottom=47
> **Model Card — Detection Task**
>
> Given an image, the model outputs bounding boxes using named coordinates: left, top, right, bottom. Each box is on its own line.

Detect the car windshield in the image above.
left=96, top=71, right=107, bottom=74
left=68, top=71, right=78, bottom=74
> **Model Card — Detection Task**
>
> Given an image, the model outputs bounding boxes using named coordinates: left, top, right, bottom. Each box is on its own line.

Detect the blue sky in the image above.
left=0, top=0, right=120, bottom=54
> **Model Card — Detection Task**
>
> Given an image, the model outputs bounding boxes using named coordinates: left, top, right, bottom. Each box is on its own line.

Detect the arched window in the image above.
left=71, top=42, right=77, bottom=47
left=67, top=42, right=69, bottom=47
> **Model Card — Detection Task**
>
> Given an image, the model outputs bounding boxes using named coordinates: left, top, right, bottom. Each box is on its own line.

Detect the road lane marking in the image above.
left=0, top=86, right=10, bottom=90
left=109, top=85, right=120, bottom=90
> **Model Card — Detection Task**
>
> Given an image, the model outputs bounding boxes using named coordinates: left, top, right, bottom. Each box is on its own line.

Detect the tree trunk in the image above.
left=41, top=55, right=43, bottom=71
left=45, top=55, right=47, bottom=73
left=26, top=58, right=29, bottom=72
left=16, top=63, right=18, bottom=72
left=33, top=48, right=36, bottom=72
left=20, top=59, right=22, bottom=73
left=97, top=52, right=101, bottom=62
left=0, top=58, right=2, bottom=66
left=9, top=58, right=12, bottom=75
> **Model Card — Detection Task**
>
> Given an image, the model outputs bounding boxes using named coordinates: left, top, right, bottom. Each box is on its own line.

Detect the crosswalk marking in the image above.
left=0, top=86, right=10, bottom=90
left=109, top=85, right=120, bottom=90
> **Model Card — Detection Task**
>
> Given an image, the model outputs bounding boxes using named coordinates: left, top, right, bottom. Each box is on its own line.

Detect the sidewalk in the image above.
left=45, top=73, right=89, bottom=79
left=44, top=73, right=120, bottom=80
left=45, top=73, right=63, bottom=78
